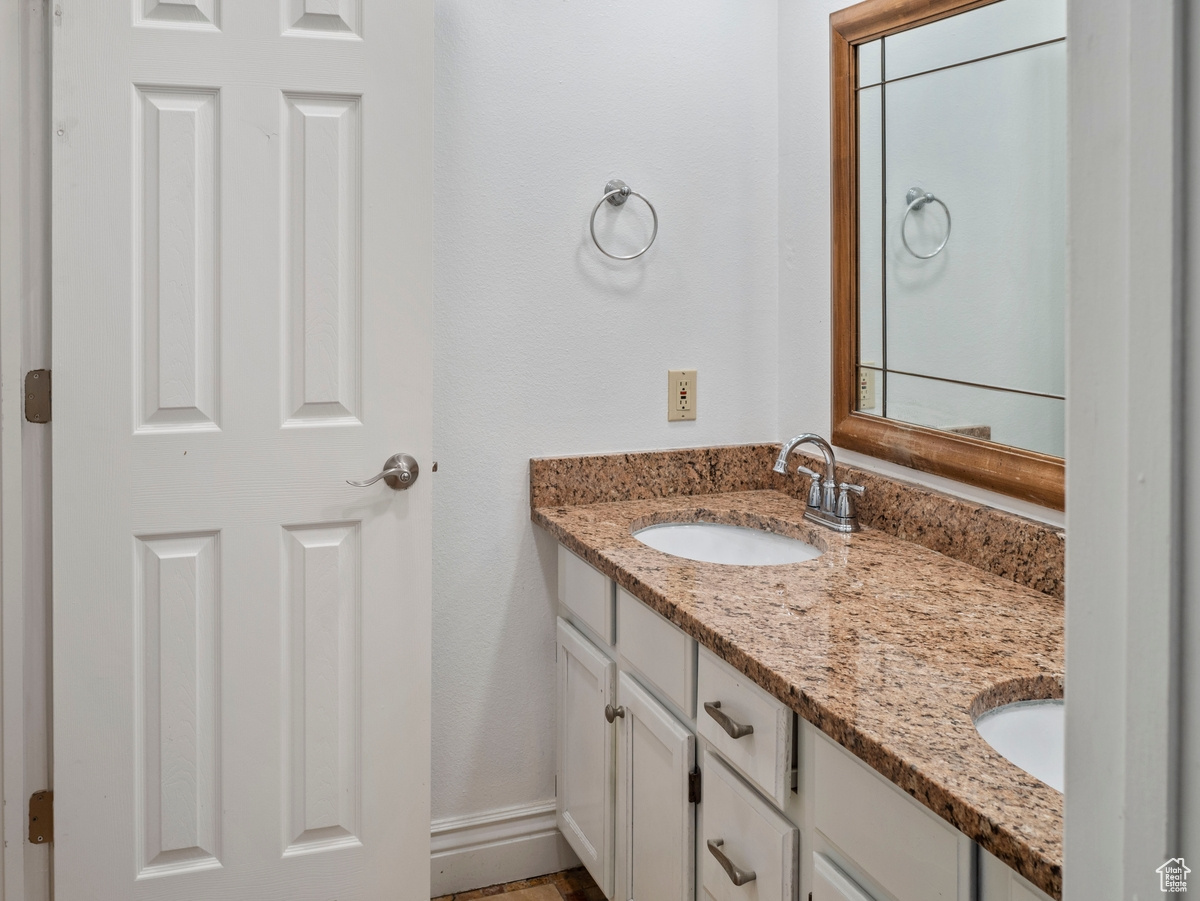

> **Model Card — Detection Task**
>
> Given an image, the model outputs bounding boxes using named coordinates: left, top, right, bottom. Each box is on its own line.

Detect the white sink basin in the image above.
left=974, top=699, right=1064, bottom=792
left=632, top=522, right=822, bottom=566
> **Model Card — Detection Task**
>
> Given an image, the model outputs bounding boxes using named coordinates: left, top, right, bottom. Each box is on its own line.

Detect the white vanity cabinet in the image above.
left=554, top=543, right=1049, bottom=901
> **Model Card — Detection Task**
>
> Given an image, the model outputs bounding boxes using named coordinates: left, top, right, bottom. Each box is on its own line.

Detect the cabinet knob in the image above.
left=604, top=704, right=625, bottom=723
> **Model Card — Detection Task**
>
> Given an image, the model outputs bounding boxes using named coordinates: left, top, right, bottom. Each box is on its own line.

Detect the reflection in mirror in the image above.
left=854, top=0, right=1065, bottom=457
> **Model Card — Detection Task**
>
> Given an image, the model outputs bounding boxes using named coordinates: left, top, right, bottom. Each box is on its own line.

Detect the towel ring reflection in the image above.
left=901, top=187, right=951, bottom=259
left=590, top=179, right=658, bottom=260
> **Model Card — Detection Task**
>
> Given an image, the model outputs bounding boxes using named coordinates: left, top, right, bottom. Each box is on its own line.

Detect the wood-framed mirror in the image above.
left=830, top=0, right=1066, bottom=510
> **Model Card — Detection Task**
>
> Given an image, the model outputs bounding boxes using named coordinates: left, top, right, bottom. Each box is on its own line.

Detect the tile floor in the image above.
left=432, top=866, right=603, bottom=901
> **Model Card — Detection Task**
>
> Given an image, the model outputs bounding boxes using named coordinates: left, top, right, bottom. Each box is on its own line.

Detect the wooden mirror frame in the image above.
left=830, top=0, right=1065, bottom=511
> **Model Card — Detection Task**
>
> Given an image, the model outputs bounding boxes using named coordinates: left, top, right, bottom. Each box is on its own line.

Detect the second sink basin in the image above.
left=633, top=522, right=823, bottom=566
left=974, top=699, right=1064, bottom=793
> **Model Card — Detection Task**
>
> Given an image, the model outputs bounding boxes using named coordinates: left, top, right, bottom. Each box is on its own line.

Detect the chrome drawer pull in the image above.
left=704, top=701, right=754, bottom=739
left=708, top=839, right=757, bottom=886
left=604, top=704, right=625, bottom=723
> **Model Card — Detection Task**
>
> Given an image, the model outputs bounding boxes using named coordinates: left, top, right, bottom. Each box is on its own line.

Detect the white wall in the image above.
left=431, top=0, right=780, bottom=864
left=777, top=0, right=849, bottom=444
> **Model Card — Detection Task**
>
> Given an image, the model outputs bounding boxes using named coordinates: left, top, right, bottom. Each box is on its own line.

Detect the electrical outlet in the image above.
left=859, top=365, right=876, bottom=410
left=669, top=369, right=696, bottom=421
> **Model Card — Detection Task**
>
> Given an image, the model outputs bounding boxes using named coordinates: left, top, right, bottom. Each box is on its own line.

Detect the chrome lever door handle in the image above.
left=348, top=453, right=420, bottom=490
left=707, top=839, right=757, bottom=886
left=703, top=701, right=754, bottom=739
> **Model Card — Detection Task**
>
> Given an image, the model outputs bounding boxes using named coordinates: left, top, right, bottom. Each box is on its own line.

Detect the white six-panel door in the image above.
left=51, top=2, right=432, bottom=898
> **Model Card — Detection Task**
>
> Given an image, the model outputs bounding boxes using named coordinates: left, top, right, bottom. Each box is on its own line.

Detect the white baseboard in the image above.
left=430, top=800, right=581, bottom=897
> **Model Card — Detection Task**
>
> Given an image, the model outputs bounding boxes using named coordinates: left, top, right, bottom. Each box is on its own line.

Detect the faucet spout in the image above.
left=775, top=433, right=836, bottom=484
left=775, top=433, right=839, bottom=515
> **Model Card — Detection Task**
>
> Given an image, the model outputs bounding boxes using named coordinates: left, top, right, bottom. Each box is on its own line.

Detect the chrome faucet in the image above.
left=773, top=433, right=865, bottom=533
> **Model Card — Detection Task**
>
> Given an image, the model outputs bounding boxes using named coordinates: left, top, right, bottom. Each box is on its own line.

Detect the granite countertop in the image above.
left=532, top=488, right=1064, bottom=898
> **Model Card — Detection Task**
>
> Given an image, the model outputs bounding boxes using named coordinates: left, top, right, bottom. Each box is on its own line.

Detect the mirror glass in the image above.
left=854, top=0, right=1066, bottom=457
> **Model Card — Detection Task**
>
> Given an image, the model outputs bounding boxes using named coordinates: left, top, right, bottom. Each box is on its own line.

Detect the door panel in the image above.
left=134, top=531, right=221, bottom=876
left=282, top=521, right=361, bottom=855
left=51, top=2, right=432, bottom=898
left=615, top=671, right=695, bottom=901
left=282, top=91, right=361, bottom=426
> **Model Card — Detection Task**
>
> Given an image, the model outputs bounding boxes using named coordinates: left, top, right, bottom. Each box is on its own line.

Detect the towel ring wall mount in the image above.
left=590, top=179, right=659, bottom=260
left=901, top=186, right=951, bottom=260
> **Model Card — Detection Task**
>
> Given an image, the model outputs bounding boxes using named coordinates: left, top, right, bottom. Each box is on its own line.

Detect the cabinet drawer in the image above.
left=617, top=587, right=696, bottom=719
left=558, top=545, right=615, bottom=646
left=700, top=748, right=798, bottom=901
left=814, top=730, right=963, bottom=901
left=696, top=646, right=792, bottom=808
left=813, top=852, right=877, bottom=901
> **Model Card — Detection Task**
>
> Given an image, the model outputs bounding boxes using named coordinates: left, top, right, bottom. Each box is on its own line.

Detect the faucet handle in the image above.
left=796, top=464, right=823, bottom=509
left=836, top=482, right=865, bottom=521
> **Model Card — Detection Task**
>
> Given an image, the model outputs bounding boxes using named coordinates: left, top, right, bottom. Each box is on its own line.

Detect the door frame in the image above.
left=0, top=1, right=54, bottom=899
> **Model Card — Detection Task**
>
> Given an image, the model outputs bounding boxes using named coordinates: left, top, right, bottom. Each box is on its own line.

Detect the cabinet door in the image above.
left=615, top=671, right=696, bottom=901
left=557, top=618, right=617, bottom=897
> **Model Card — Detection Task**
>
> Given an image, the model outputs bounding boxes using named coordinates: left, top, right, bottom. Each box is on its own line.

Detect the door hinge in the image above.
left=28, top=790, right=52, bottom=844
left=688, top=767, right=701, bottom=804
left=24, top=369, right=50, bottom=423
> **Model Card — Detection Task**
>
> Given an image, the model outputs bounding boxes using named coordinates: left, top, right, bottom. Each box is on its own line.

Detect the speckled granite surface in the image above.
left=530, top=444, right=1064, bottom=599
left=531, top=482, right=1065, bottom=897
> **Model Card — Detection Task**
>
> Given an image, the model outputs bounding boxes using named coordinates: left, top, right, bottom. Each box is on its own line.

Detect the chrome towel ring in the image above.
left=901, top=186, right=951, bottom=259
left=590, top=179, right=658, bottom=260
